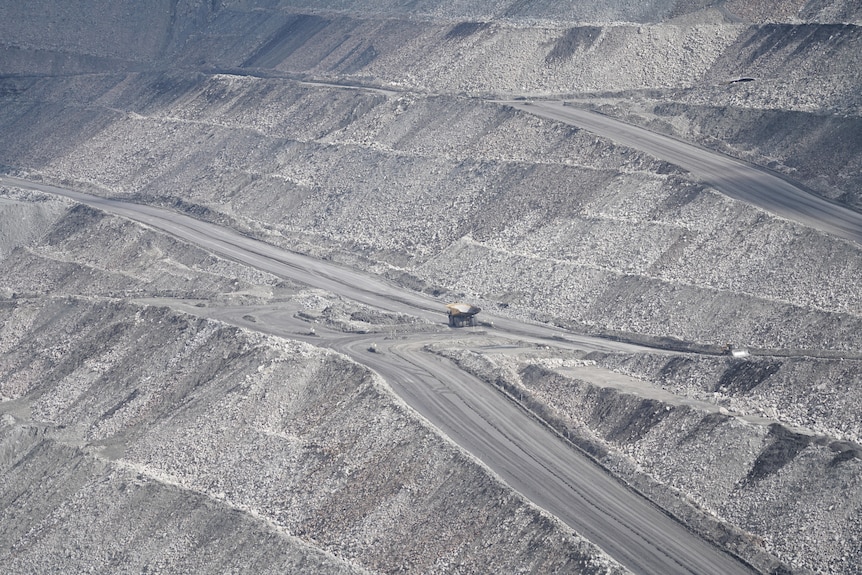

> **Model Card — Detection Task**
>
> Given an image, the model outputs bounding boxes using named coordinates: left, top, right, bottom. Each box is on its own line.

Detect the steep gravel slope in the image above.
left=432, top=346, right=861, bottom=574
left=586, top=100, right=862, bottom=207
left=0, top=0, right=214, bottom=75
left=2, top=1, right=861, bottom=573
left=2, top=74, right=860, bottom=354
left=575, top=22, right=862, bottom=207
left=222, top=0, right=862, bottom=25
left=0, top=192, right=67, bottom=262
left=534, top=354, right=862, bottom=574
left=0, top=209, right=624, bottom=574
left=0, top=417, right=368, bottom=575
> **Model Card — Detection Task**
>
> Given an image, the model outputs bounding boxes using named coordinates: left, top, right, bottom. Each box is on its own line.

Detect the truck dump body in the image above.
left=446, top=303, right=481, bottom=327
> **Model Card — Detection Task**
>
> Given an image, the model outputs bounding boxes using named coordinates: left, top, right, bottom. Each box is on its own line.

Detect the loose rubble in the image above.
left=1, top=1, right=861, bottom=573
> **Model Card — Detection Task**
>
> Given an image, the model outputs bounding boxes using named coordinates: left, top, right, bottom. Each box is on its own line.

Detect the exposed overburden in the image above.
left=0, top=291, right=623, bottom=575
left=432, top=346, right=861, bottom=573
left=1, top=1, right=861, bottom=573
left=219, top=0, right=862, bottom=25
left=3, top=72, right=859, bottom=352
left=0, top=192, right=68, bottom=262
left=0, top=0, right=215, bottom=75
left=0, top=416, right=367, bottom=575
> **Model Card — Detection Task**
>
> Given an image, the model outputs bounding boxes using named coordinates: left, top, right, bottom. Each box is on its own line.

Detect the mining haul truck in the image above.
left=446, top=303, right=481, bottom=327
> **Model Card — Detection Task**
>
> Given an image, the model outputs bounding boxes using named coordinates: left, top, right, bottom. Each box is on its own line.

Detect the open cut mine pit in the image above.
left=2, top=1, right=862, bottom=574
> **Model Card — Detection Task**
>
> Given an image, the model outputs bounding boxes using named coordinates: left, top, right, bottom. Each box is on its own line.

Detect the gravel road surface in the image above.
left=0, top=174, right=760, bottom=574
left=508, top=101, right=862, bottom=245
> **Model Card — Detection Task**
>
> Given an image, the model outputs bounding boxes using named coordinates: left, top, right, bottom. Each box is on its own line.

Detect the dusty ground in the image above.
left=430, top=343, right=862, bottom=573
left=0, top=211, right=624, bottom=575
left=2, top=0, right=861, bottom=573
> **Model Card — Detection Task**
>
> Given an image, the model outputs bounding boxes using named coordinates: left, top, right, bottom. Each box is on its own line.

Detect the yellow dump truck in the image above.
left=446, top=302, right=481, bottom=327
